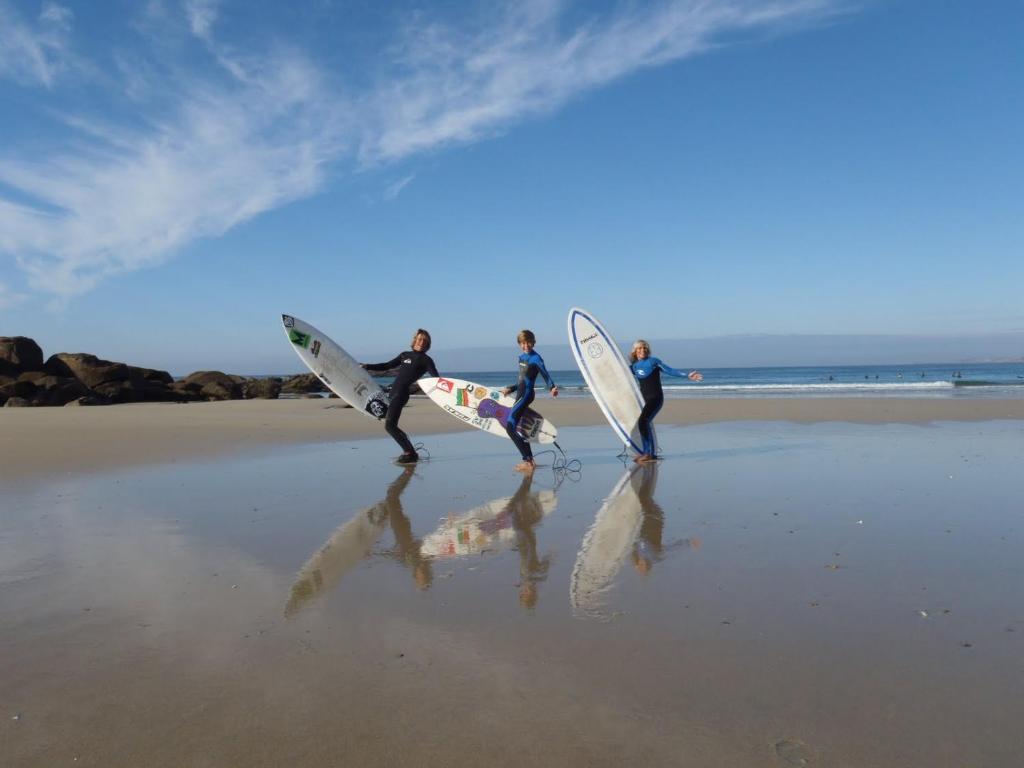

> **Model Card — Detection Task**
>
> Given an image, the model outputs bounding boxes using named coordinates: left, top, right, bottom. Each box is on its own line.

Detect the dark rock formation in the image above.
left=244, top=377, right=283, bottom=399
left=173, top=371, right=245, bottom=401
left=0, top=336, right=44, bottom=374
left=1, top=336, right=287, bottom=406
left=281, top=372, right=328, bottom=394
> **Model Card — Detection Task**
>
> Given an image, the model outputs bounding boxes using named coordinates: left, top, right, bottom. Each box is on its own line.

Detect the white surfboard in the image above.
left=567, top=307, right=648, bottom=455
left=421, top=488, right=558, bottom=558
left=569, top=466, right=644, bottom=617
left=284, top=502, right=390, bottom=617
left=281, top=314, right=389, bottom=420
left=419, top=376, right=558, bottom=444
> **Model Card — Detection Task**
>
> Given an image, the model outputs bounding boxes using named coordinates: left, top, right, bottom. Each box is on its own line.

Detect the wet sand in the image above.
left=3, top=396, right=1024, bottom=482
left=2, top=421, right=1024, bottom=767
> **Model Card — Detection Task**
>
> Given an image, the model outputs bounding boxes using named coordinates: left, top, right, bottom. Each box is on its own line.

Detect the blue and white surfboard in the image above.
left=567, top=307, right=649, bottom=455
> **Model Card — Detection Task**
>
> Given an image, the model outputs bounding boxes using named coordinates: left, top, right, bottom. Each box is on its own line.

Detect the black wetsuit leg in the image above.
left=637, top=393, right=664, bottom=456
left=385, top=388, right=416, bottom=454
left=504, top=392, right=535, bottom=461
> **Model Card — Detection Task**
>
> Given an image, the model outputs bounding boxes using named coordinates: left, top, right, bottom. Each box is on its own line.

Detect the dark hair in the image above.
left=411, top=329, right=432, bottom=352
left=517, top=329, right=536, bottom=345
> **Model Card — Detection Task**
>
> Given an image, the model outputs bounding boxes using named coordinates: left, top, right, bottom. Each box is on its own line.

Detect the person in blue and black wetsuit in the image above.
left=501, top=330, right=558, bottom=473
left=363, top=329, right=439, bottom=465
left=629, top=339, right=702, bottom=463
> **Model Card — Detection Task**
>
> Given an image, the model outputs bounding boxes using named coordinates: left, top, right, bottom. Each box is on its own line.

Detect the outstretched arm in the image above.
left=363, top=354, right=403, bottom=372
left=536, top=355, right=558, bottom=395
left=655, top=358, right=703, bottom=382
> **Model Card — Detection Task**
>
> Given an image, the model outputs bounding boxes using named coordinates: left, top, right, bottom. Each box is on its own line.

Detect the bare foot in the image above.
left=637, top=454, right=655, bottom=463
left=514, top=460, right=535, bottom=474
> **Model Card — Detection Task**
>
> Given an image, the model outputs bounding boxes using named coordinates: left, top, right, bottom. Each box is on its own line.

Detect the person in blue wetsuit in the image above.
left=629, top=339, right=702, bottom=463
left=501, top=330, right=558, bottom=473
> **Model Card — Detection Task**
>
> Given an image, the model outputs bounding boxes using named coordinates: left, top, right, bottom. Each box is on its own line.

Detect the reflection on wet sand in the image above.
left=631, top=464, right=701, bottom=575
left=380, top=470, right=434, bottom=591
left=421, top=474, right=558, bottom=608
left=284, top=466, right=415, bottom=616
left=570, top=464, right=699, bottom=617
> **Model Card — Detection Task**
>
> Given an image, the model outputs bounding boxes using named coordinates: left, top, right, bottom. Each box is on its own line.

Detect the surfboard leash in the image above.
left=549, top=440, right=582, bottom=479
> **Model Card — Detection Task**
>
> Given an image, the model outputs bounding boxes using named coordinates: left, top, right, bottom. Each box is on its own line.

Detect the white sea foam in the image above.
left=665, top=381, right=954, bottom=392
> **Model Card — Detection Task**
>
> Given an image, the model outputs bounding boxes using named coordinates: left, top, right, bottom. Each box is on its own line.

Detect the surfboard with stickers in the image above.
left=419, top=376, right=558, bottom=443
left=281, top=314, right=389, bottom=420
left=420, top=485, right=558, bottom=558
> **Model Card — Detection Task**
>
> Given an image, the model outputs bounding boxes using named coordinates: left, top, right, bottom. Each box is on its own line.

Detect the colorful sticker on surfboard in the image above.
left=365, top=393, right=388, bottom=419
left=289, top=329, right=312, bottom=348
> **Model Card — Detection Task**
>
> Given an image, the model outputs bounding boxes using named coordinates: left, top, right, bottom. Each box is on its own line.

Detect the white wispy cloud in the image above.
left=358, top=0, right=841, bottom=164
left=0, top=0, right=845, bottom=300
left=184, top=0, right=219, bottom=41
left=0, top=50, right=344, bottom=297
left=0, top=0, right=74, bottom=87
left=383, top=174, right=416, bottom=201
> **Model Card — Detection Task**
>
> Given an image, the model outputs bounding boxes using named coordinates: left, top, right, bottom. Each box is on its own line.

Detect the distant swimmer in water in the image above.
left=501, top=330, right=558, bottom=474
left=629, top=340, right=702, bottom=463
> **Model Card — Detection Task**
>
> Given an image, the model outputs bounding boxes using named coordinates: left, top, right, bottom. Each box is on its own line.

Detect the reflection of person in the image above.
left=501, top=330, right=558, bottom=473
left=629, top=340, right=701, bottom=463
left=631, top=464, right=664, bottom=574
left=508, top=473, right=551, bottom=608
left=382, top=466, right=433, bottom=590
left=630, top=464, right=701, bottom=575
left=363, top=329, right=439, bottom=464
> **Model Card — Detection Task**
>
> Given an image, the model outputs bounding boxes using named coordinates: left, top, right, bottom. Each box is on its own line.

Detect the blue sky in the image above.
left=1, top=0, right=1022, bottom=374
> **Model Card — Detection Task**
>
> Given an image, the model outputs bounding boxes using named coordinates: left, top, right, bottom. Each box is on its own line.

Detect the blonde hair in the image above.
left=411, top=329, right=432, bottom=352
left=517, top=329, right=536, bottom=345
left=629, top=339, right=651, bottom=363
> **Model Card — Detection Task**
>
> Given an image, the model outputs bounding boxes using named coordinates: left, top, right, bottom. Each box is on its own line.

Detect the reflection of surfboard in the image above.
left=567, top=307, right=647, bottom=454
left=570, top=466, right=644, bottom=617
left=281, top=314, right=389, bottom=419
left=284, top=503, right=389, bottom=617
left=419, top=377, right=558, bottom=443
left=285, top=467, right=414, bottom=616
left=421, top=490, right=558, bottom=557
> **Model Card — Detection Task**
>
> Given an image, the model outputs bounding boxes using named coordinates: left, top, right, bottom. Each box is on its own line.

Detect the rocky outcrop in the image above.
left=0, top=336, right=308, bottom=406
left=280, top=372, right=328, bottom=395
left=244, top=377, right=283, bottom=399
left=47, top=353, right=176, bottom=403
left=172, top=371, right=246, bottom=401
left=0, top=336, right=44, bottom=375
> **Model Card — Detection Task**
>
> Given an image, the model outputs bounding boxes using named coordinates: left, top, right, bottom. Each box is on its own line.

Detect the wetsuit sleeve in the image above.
left=535, top=354, right=556, bottom=389
left=424, top=355, right=439, bottom=379
left=654, top=358, right=688, bottom=378
left=364, top=354, right=403, bottom=372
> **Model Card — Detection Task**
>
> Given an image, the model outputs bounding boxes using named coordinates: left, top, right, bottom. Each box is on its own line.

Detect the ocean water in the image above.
left=436, top=362, right=1024, bottom=399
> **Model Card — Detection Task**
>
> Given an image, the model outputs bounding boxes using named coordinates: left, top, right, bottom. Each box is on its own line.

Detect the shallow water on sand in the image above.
left=3, top=422, right=1024, bottom=767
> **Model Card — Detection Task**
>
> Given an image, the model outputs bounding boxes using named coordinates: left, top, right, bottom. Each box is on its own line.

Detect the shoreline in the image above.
left=3, top=396, right=1024, bottom=482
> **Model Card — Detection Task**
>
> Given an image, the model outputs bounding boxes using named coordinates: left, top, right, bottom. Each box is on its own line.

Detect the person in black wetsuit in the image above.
left=629, top=339, right=702, bottom=463
left=501, top=330, right=558, bottom=473
left=363, top=329, right=439, bottom=464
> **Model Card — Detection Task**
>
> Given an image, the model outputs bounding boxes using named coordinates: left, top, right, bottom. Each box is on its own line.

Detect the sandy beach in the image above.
left=4, top=396, right=1024, bottom=482
left=4, top=402, right=1024, bottom=767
